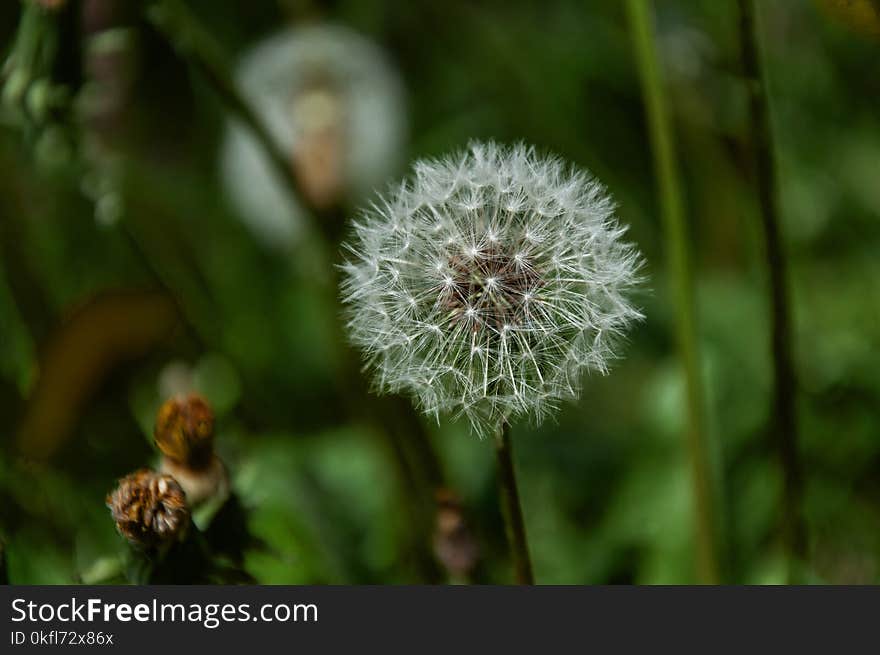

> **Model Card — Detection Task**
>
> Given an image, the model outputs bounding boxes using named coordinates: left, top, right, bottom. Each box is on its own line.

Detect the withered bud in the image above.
left=154, top=394, right=215, bottom=469
left=432, top=488, right=480, bottom=579
left=106, top=469, right=189, bottom=548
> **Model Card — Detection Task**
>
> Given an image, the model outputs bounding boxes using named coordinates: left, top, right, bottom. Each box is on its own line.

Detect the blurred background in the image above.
left=1, top=0, right=878, bottom=584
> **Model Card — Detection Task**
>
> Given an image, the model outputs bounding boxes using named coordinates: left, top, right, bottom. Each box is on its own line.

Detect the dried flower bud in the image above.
left=432, top=488, right=479, bottom=579
left=106, top=469, right=189, bottom=548
left=154, top=394, right=215, bottom=469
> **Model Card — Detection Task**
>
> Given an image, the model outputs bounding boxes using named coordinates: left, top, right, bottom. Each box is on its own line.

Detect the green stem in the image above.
left=736, top=0, right=806, bottom=583
left=493, top=422, right=534, bottom=584
left=625, top=0, right=720, bottom=584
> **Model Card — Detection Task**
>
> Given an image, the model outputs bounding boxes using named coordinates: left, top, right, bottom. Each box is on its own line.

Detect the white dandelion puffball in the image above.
left=221, top=24, right=407, bottom=248
left=341, top=142, right=643, bottom=436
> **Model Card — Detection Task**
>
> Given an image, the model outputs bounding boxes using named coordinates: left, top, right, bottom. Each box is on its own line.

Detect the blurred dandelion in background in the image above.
left=221, top=24, right=407, bottom=248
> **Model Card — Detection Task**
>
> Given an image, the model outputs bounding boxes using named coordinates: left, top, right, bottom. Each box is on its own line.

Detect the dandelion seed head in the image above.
left=221, top=24, right=406, bottom=249
left=341, top=142, right=644, bottom=436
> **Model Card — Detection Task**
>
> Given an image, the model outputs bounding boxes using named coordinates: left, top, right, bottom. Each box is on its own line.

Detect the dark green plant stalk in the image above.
left=625, top=0, right=721, bottom=584
left=736, top=0, right=806, bottom=583
left=494, top=422, right=534, bottom=584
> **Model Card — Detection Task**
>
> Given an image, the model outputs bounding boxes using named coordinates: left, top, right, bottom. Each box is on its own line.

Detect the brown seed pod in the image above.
left=106, top=468, right=189, bottom=549
left=432, top=488, right=480, bottom=579
left=154, top=394, right=215, bottom=470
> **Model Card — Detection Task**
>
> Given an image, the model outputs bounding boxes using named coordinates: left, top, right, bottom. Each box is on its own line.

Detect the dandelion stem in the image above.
left=625, top=0, right=721, bottom=583
left=736, top=0, right=806, bottom=582
left=493, top=421, right=534, bottom=584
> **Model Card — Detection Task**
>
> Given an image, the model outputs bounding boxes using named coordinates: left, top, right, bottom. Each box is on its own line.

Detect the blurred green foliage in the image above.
left=1, top=0, right=879, bottom=584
